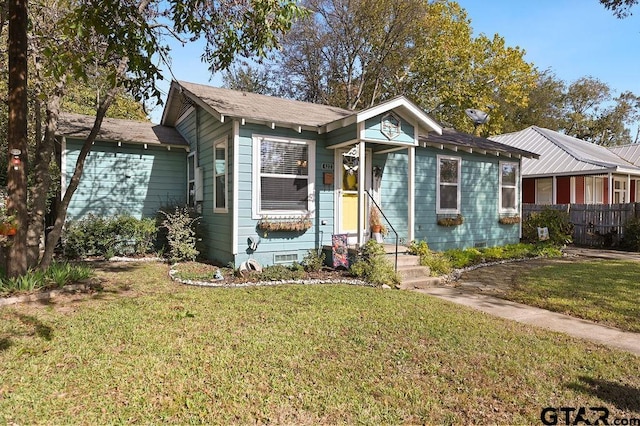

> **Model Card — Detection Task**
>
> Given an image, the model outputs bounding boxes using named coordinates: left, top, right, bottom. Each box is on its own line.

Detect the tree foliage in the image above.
left=3, top=0, right=306, bottom=275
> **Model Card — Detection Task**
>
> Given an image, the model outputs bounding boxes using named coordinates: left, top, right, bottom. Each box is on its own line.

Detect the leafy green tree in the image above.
left=600, top=0, right=638, bottom=17
left=4, top=0, right=306, bottom=275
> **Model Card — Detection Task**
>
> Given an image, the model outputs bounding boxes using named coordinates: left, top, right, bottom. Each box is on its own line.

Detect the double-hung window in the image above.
left=499, top=161, right=519, bottom=212
left=214, top=137, right=228, bottom=213
left=437, top=155, right=461, bottom=214
left=253, top=136, right=315, bottom=217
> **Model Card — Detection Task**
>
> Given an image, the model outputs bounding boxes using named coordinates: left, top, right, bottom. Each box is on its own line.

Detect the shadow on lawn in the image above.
left=568, top=376, right=640, bottom=412
left=0, top=313, right=53, bottom=353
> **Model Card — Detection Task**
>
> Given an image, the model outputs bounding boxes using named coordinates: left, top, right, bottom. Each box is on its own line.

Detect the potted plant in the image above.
left=369, top=206, right=383, bottom=234
left=0, top=206, right=17, bottom=236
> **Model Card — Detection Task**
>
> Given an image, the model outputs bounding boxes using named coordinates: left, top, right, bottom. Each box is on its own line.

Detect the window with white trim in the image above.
left=499, top=161, right=518, bottom=212
left=437, top=155, right=461, bottom=214
left=214, top=137, right=228, bottom=212
left=187, top=153, right=196, bottom=206
left=613, top=177, right=627, bottom=203
left=585, top=176, right=604, bottom=204
left=253, top=136, right=315, bottom=217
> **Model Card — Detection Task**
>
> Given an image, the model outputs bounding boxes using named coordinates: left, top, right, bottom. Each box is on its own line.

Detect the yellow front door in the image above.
left=337, top=147, right=371, bottom=242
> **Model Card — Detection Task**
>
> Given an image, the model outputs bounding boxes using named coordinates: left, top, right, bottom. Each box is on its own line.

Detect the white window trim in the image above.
left=187, top=151, right=197, bottom=207
left=214, top=136, right=228, bottom=213
left=436, top=154, right=461, bottom=214
left=613, top=177, right=628, bottom=204
left=499, top=161, right=519, bottom=213
left=252, top=135, right=316, bottom=219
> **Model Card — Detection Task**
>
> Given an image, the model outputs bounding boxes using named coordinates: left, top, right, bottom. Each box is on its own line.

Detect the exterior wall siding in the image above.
left=381, top=147, right=521, bottom=251
left=364, top=114, right=414, bottom=144
left=557, top=176, right=571, bottom=203
left=234, top=123, right=334, bottom=267
left=176, top=108, right=234, bottom=265
left=65, top=139, right=186, bottom=221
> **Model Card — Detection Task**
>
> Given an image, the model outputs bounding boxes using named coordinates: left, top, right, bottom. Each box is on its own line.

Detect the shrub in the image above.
left=522, top=208, right=573, bottom=246
left=621, top=217, right=640, bottom=251
left=349, top=240, right=399, bottom=286
left=408, top=240, right=453, bottom=276
left=302, top=249, right=325, bottom=272
left=444, top=248, right=483, bottom=269
left=260, top=264, right=306, bottom=281
left=63, top=214, right=157, bottom=259
left=159, top=206, right=201, bottom=262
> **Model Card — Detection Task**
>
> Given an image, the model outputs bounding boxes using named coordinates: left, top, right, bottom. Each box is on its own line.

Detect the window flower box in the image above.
left=257, top=215, right=312, bottom=233
left=499, top=215, right=520, bottom=225
left=437, top=214, right=464, bottom=227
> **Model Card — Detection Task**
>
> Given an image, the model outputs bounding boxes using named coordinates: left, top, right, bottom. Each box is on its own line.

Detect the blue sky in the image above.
left=149, top=1, right=640, bottom=125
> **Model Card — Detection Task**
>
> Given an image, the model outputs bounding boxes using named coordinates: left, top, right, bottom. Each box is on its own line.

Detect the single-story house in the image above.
left=58, top=80, right=537, bottom=267
left=490, top=126, right=640, bottom=205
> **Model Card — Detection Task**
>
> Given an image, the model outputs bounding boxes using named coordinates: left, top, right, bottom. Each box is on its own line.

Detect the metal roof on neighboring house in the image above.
left=421, top=128, right=539, bottom=158
left=490, top=126, right=640, bottom=177
left=609, top=143, right=640, bottom=167
left=58, top=112, right=189, bottom=148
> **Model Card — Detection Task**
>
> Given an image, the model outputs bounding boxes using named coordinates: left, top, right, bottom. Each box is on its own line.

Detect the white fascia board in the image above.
left=356, top=98, right=442, bottom=135
left=322, top=114, right=358, bottom=134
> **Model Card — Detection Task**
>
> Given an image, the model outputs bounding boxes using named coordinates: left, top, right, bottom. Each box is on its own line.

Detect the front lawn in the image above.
left=505, top=259, right=640, bottom=333
left=0, top=261, right=638, bottom=424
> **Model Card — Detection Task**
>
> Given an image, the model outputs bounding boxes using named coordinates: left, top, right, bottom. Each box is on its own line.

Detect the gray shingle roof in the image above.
left=58, top=112, right=188, bottom=147
left=421, top=128, right=538, bottom=158
left=490, top=126, right=640, bottom=177
left=174, top=81, right=353, bottom=129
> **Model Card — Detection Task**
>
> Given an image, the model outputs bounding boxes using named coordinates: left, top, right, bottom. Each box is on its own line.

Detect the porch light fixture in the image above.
left=373, top=166, right=383, bottom=178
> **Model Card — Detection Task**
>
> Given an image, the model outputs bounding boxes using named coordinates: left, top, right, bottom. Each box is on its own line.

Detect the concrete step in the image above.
left=397, top=265, right=431, bottom=281
left=386, top=253, right=420, bottom=267
left=398, top=276, right=445, bottom=290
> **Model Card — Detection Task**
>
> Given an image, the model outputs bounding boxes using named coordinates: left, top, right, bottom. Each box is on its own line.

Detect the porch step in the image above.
left=398, top=276, right=446, bottom=290
left=385, top=252, right=421, bottom=267
left=397, top=265, right=431, bottom=281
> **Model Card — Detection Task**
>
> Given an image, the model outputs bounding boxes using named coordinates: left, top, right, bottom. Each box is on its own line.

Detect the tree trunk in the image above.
left=28, top=84, right=65, bottom=268
left=6, top=0, right=29, bottom=277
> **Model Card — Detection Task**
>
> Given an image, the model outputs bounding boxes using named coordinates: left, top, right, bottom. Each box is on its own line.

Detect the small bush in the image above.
left=444, top=248, right=483, bottom=269
left=349, top=240, right=399, bottom=286
left=522, top=208, right=573, bottom=245
left=302, top=250, right=325, bottom=272
left=159, top=206, right=201, bottom=262
left=408, top=240, right=453, bottom=276
left=63, top=214, right=157, bottom=259
left=621, top=217, right=640, bottom=251
left=260, top=264, right=306, bottom=281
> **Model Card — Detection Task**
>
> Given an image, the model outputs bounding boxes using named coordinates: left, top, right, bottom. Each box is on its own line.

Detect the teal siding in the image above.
left=65, top=139, right=187, bottom=220
left=234, top=123, right=334, bottom=267
left=410, top=148, right=519, bottom=250
left=177, top=108, right=234, bottom=265
left=325, top=123, right=357, bottom=146
left=365, top=114, right=414, bottom=144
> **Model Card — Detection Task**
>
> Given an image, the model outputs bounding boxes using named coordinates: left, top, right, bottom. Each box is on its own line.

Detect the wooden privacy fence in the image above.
left=523, top=203, right=640, bottom=247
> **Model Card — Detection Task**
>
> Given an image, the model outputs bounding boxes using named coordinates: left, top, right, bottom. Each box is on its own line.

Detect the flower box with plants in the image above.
left=257, top=215, right=312, bottom=233
left=499, top=215, right=521, bottom=225
left=437, top=214, right=464, bottom=227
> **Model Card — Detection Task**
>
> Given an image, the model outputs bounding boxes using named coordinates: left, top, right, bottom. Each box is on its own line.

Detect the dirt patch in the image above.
left=450, top=257, right=576, bottom=296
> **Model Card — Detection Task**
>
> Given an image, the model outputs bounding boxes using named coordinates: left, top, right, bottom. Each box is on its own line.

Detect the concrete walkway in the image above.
left=415, top=248, right=640, bottom=356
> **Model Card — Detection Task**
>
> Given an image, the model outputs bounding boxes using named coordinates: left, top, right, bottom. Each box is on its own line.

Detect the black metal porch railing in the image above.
left=365, top=190, right=398, bottom=272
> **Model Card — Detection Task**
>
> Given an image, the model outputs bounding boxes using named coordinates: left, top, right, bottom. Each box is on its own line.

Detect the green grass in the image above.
left=505, top=259, right=640, bottom=333
left=0, top=261, right=638, bottom=424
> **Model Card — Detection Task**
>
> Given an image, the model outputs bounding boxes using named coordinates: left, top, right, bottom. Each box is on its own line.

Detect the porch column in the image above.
left=627, top=174, right=631, bottom=203
left=357, top=140, right=366, bottom=246
left=608, top=172, right=613, bottom=204
left=408, top=146, right=415, bottom=242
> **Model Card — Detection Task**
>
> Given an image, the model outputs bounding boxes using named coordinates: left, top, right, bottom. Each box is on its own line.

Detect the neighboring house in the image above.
left=59, top=81, right=536, bottom=267
left=490, top=126, right=640, bottom=205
